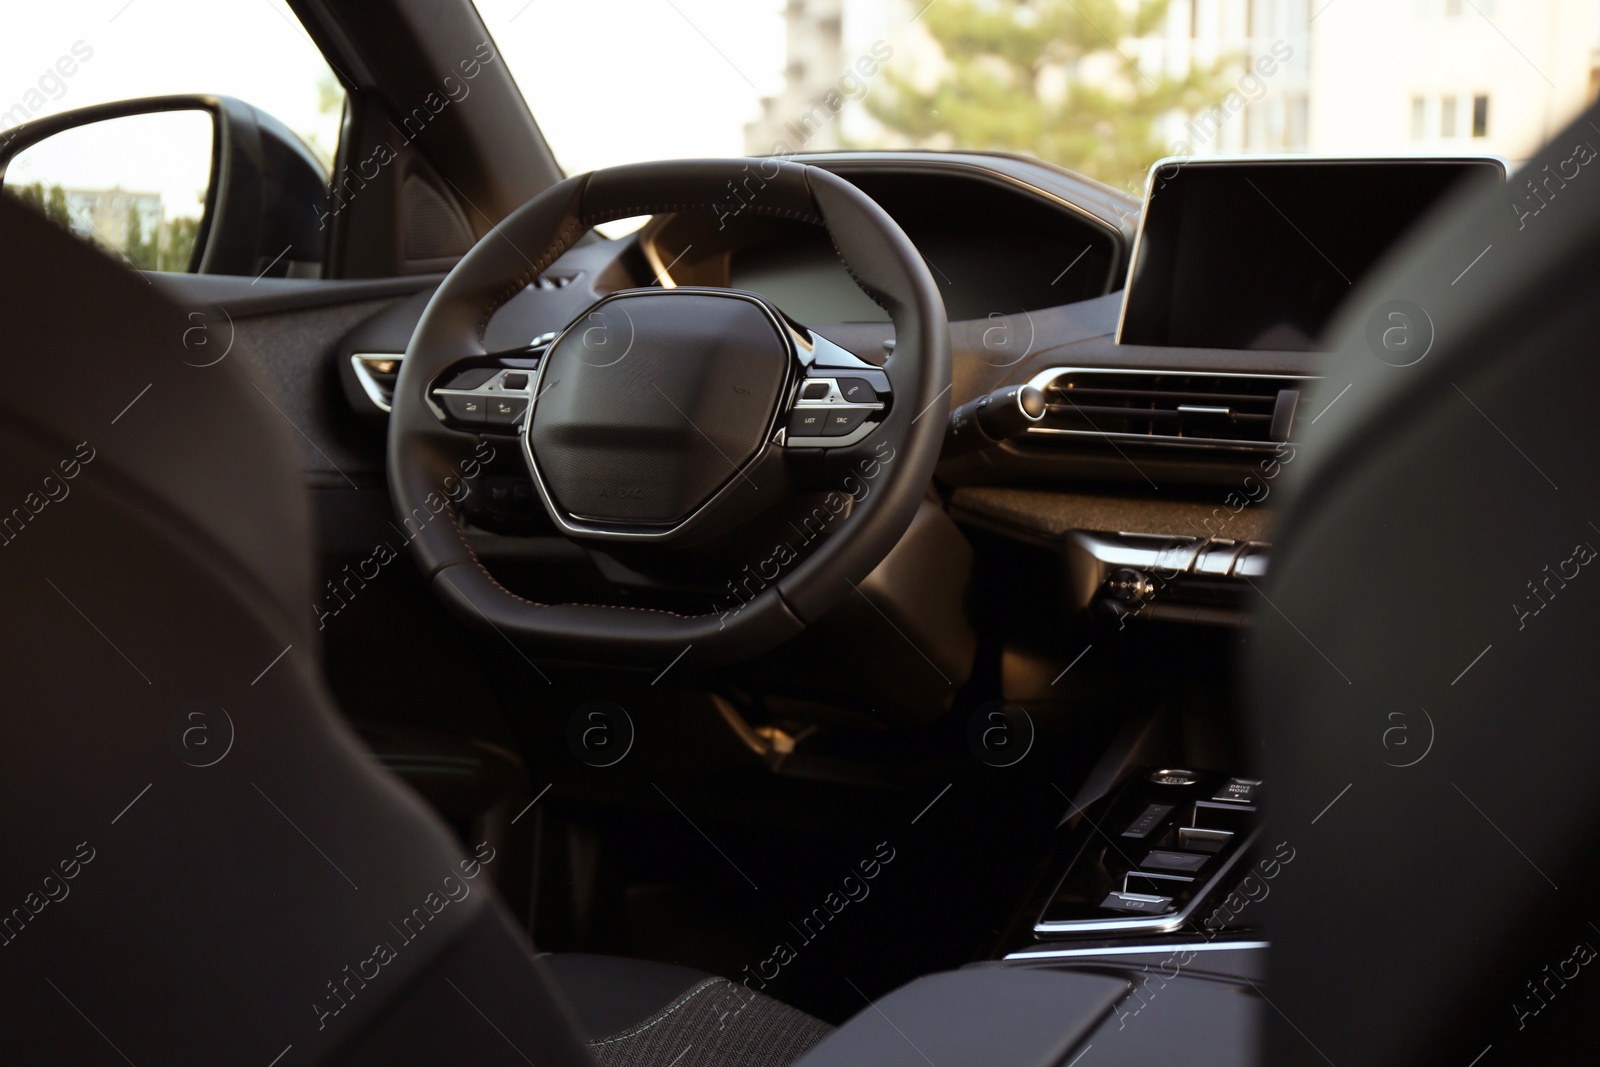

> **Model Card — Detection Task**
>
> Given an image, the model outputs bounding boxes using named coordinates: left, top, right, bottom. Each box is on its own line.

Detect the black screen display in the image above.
left=1118, top=159, right=1502, bottom=350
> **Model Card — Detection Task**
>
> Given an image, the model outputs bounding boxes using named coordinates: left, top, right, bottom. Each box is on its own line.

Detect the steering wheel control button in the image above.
left=486, top=395, right=529, bottom=428
left=446, top=367, right=498, bottom=390
left=821, top=408, right=869, bottom=436
left=800, top=380, right=830, bottom=400
left=502, top=372, right=530, bottom=390
left=1121, top=803, right=1175, bottom=839
left=835, top=377, right=876, bottom=404
left=1141, top=850, right=1208, bottom=873
left=440, top=394, right=487, bottom=425
left=1212, top=777, right=1263, bottom=804
left=1100, top=891, right=1174, bottom=915
left=788, top=408, right=830, bottom=436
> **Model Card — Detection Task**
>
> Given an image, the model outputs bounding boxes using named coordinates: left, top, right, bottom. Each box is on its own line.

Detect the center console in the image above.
left=794, top=767, right=1271, bottom=1066
left=998, top=767, right=1277, bottom=979
left=1036, top=768, right=1265, bottom=934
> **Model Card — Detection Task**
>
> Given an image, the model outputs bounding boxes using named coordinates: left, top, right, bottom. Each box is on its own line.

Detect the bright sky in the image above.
left=10, top=0, right=1593, bottom=221
left=1, top=0, right=786, bottom=211
left=2, top=0, right=340, bottom=216
left=474, top=0, right=787, bottom=174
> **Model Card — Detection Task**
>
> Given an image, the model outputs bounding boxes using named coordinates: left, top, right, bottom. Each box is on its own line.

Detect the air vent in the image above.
left=1025, top=368, right=1316, bottom=451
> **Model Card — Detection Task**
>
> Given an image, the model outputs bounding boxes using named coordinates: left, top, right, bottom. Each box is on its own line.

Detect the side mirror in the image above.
left=0, top=94, right=330, bottom=277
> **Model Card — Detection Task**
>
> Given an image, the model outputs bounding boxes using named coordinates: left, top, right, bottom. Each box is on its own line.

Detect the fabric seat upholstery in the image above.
left=546, top=955, right=833, bottom=1067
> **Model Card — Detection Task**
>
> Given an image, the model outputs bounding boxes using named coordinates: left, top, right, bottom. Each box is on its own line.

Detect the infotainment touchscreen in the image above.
left=1117, top=158, right=1503, bottom=350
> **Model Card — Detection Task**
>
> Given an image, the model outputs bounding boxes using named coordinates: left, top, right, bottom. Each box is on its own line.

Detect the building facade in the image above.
left=750, top=0, right=1600, bottom=169
left=64, top=186, right=163, bottom=252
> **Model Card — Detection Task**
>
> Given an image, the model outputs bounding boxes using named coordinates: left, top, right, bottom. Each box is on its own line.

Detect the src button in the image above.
left=821, top=408, right=869, bottom=437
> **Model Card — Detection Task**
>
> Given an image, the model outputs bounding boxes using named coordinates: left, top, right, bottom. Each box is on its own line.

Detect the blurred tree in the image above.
left=125, top=203, right=158, bottom=270
left=866, top=0, right=1230, bottom=191
left=10, top=182, right=197, bottom=271
left=11, top=181, right=45, bottom=213
left=45, top=184, right=71, bottom=227
left=8, top=181, right=74, bottom=228
left=162, top=215, right=201, bottom=270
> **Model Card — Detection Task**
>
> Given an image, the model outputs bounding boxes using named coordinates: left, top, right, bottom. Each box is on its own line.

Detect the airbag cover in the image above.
left=528, top=290, right=789, bottom=526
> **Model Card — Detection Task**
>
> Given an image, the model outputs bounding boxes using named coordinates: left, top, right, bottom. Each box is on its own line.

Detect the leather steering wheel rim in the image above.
left=388, top=159, right=951, bottom=667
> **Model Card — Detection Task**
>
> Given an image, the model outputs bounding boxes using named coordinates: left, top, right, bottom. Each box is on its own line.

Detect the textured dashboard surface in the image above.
left=950, top=485, right=1273, bottom=543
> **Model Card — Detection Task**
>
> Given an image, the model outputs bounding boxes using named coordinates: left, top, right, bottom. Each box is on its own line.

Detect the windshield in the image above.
left=477, top=0, right=1599, bottom=198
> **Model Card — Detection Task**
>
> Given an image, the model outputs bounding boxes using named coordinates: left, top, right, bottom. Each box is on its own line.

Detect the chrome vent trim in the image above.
left=351, top=353, right=403, bottom=413
left=1023, top=366, right=1320, bottom=453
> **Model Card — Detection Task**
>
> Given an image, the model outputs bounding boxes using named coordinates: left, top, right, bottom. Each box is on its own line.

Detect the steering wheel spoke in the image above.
left=780, top=323, right=893, bottom=447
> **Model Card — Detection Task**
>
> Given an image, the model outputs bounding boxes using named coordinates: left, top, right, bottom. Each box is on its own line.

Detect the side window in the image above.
left=1, top=2, right=343, bottom=276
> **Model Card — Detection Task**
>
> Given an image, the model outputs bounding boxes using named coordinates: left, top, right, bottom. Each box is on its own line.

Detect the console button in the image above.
left=446, top=368, right=498, bottom=390
left=1212, top=777, right=1263, bottom=804
left=440, top=393, right=486, bottom=425
left=800, top=380, right=830, bottom=400
left=485, top=395, right=529, bottom=428
left=1147, top=768, right=1199, bottom=786
left=835, top=377, right=877, bottom=404
left=821, top=408, right=869, bottom=436
left=1101, top=891, right=1173, bottom=914
left=502, top=372, right=530, bottom=390
left=1141, top=850, right=1208, bottom=873
left=1121, top=803, right=1174, bottom=839
left=788, top=408, right=830, bottom=437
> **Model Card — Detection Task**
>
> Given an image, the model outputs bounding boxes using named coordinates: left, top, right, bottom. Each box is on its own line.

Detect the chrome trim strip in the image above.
left=1023, top=427, right=1277, bottom=453
left=1071, top=532, right=1200, bottom=573
left=1113, top=153, right=1509, bottom=344
left=785, top=420, right=879, bottom=448
left=350, top=353, right=403, bottom=413
left=791, top=377, right=885, bottom=411
left=795, top=330, right=882, bottom=373
left=639, top=223, right=680, bottom=288
left=1024, top=365, right=1319, bottom=453
left=1033, top=827, right=1262, bottom=936
left=1004, top=940, right=1269, bottom=962
left=1025, top=365, right=1319, bottom=390
left=433, top=366, right=535, bottom=400
left=433, top=387, right=528, bottom=398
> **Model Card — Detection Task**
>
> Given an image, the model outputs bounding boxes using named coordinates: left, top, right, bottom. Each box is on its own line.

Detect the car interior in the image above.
left=4, top=1, right=1600, bottom=1064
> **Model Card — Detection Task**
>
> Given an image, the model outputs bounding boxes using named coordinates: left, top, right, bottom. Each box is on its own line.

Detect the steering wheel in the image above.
left=388, top=159, right=950, bottom=667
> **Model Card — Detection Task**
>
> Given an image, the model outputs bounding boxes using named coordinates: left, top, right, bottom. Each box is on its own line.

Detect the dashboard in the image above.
left=640, top=159, right=1126, bottom=323
left=341, top=148, right=1504, bottom=536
